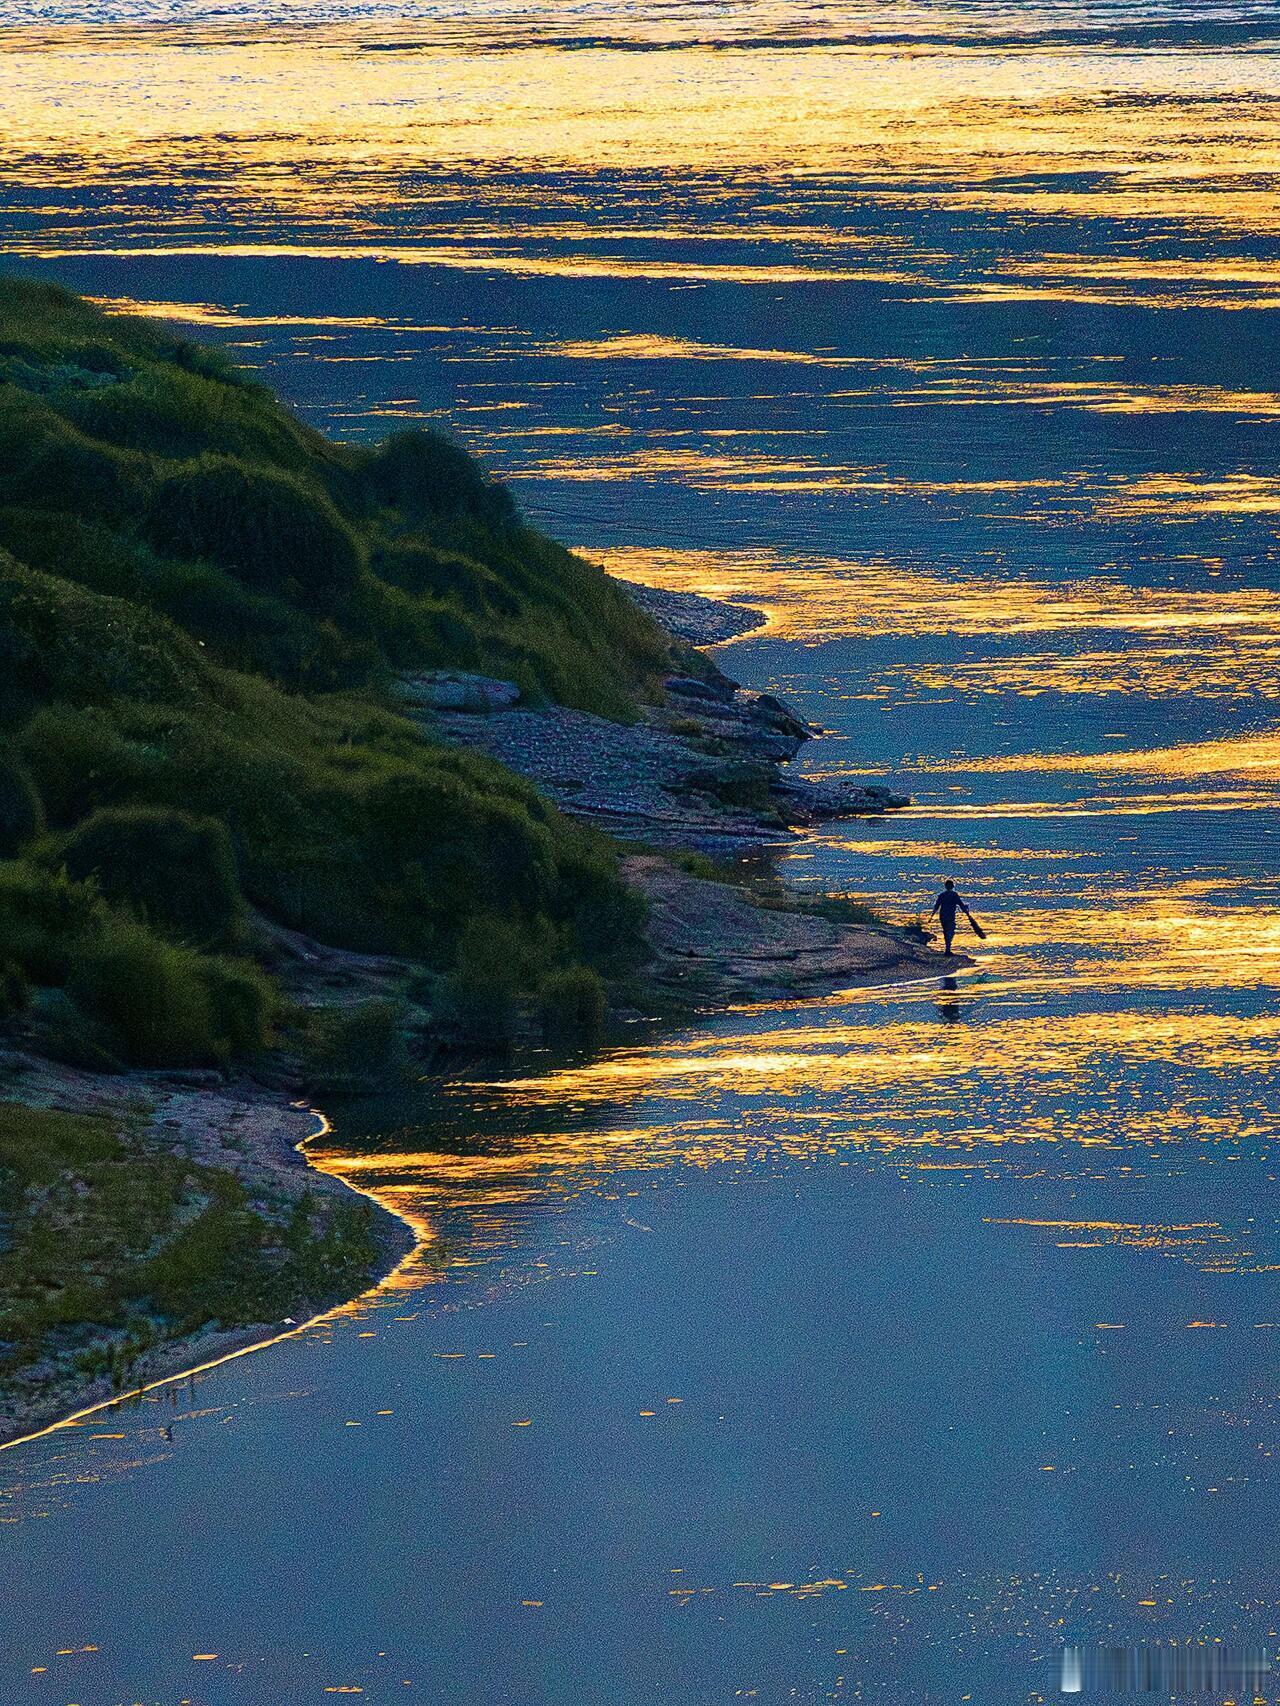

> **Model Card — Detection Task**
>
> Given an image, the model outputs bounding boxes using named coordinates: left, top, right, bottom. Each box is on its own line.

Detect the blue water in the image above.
left=4, top=1, right=1280, bottom=1700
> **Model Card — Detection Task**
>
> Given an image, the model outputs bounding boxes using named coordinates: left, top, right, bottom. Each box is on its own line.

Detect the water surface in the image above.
left=3, top=1, right=1280, bottom=1700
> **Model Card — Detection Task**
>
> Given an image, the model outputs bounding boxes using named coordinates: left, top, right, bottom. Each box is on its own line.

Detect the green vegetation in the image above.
left=792, top=892, right=891, bottom=931
left=299, top=998, right=409, bottom=1094
left=0, top=862, right=272, bottom=1066
left=537, top=964, right=608, bottom=1048
left=0, top=276, right=666, bottom=711
left=0, top=753, right=43, bottom=855
left=0, top=274, right=667, bottom=1065
left=0, top=1099, right=377, bottom=1404
left=61, top=806, right=245, bottom=947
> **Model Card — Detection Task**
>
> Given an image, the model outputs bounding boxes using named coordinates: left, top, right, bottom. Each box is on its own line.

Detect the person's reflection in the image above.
left=937, top=975, right=962, bottom=1023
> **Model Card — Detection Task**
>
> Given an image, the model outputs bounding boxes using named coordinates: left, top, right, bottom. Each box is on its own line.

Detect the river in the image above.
left=3, top=1, right=1280, bottom=1701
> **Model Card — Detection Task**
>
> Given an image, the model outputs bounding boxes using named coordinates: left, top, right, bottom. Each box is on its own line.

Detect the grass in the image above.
left=0, top=273, right=667, bottom=1062
left=0, top=274, right=671, bottom=714
left=0, top=1100, right=378, bottom=1406
left=792, top=892, right=892, bottom=931
left=0, top=274, right=684, bottom=1414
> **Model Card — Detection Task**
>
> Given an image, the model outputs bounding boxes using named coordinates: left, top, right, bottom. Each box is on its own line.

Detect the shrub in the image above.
left=0, top=861, right=104, bottom=985
left=537, top=964, right=606, bottom=1047
left=66, top=916, right=269, bottom=1066
left=0, top=958, right=28, bottom=1019
left=0, top=554, right=204, bottom=716
left=147, top=456, right=364, bottom=614
left=15, top=705, right=153, bottom=826
left=61, top=805, right=245, bottom=946
left=0, top=395, right=144, bottom=523
left=301, top=998, right=407, bottom=1090
left=199, top=955, right=275, bottom=1057
left=799, top=893, right=890, bottom=931
left=443, top=915, right=530, bottom=1044
left=358, top=429, right=517, bottom=528
left=67, top=918, right=216, bottom=1066
left=0, top=277, right=670, bottom=997
left=0, top=753, right=44, bottom=854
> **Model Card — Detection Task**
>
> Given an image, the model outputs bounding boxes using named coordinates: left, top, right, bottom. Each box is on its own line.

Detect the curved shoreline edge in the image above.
left=0, top=1102, right=420, bottom=1455
left=1, top=960, right=979, bottom=1456
left=610, top=577, right=770, bottom=647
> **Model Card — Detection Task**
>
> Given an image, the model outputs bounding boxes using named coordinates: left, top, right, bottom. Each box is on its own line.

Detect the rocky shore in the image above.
left=399, top=670, right=908, bottom=854
left=613, top=577, right=769, bottom=646
left=626, top=856, right=968, bottom=1006
left=0, top=585, right=953, bottom=1448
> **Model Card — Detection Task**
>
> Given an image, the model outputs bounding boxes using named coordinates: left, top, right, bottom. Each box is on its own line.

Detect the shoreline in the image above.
left=2, top=955, right=971, bottom=1455
left=0, top=585, right=957, bottom=1453
left=0, top=1068, right=418, bottom=1451
left=611, top=577, right=770, bottom=647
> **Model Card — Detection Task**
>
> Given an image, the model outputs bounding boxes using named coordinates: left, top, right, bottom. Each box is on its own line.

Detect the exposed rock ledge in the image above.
left=404, top=671, right=908, bottom=853
left=613, top=578, right=768, bottom=646
left=626, top=856, right=968, bottom=1005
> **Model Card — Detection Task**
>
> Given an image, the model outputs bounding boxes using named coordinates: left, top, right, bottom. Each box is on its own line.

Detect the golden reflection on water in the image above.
left=966, top=729, right=1280, bottom=779
left=5, top=24, right=1277, bottom=181
left=317, top=981, right=1280, bottom=1206
left=596, top=545, right=1280, bottom=650
left=900, top=639, right=1280, bottom=699
left=8, top=11, right=1280, bottom=317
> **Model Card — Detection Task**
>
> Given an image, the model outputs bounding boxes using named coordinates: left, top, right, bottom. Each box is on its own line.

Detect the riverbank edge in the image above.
left=2, top=950, right=971, bottom=1453
left=0, top=1070, right=417, bottom=1451
left=0, top=584, right=954, bottom=1450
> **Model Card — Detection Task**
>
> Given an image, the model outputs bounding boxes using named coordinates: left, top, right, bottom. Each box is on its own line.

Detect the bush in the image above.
left=799, top=893, right=890, bottom=931
left=537, top=964, right=606, bottom=1048
left=147, top=456, right=364, bottom=614
left=0, top=554, right=203, bottom=718
left=61, top=805, right=245, bottom=946
left=443, top=915, right=529, bottom=1044
left=67, top=918, right=216, bottom=1065
left=0, top=958, right=28, bottom=1019
left=0, top=861, right=104, bottom=985
left=301, top=998, right=407, bottom=1090
left=199, top=955, right=275, bottom=1057
left=358, top=429, right=517, bottom=529
left=15, top=707, right=144, bottom=827
left=0, top=753, right=43, bottom=854
left=0, top=395, right=143, bottom=524
left=66, top=916, right=271, bottom=1066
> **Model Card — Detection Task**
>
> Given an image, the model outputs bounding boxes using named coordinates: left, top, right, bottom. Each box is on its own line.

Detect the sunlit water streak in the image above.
left=4, top=0, right=1280, bottom=1701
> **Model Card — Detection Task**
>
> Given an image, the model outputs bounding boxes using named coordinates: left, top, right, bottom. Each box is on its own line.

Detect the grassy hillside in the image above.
left=0, top=275, right=670, bottom=1067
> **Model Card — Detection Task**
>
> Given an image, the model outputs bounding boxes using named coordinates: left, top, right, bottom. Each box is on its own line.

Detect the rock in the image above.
left=624, top=854, right=962, bottom=1005
left=613, top=577, right=767, bottom=646
left=393, top=671, right=521, bottom=712
left=665, top=674, right=731, bottom=704
left=771, top=776, right=911, bottom=823
left=158, top=1068, right=224, bottom=1090
left=750, top=693, right=812, bottom=742
left=661, top=679, right=813, bottom=761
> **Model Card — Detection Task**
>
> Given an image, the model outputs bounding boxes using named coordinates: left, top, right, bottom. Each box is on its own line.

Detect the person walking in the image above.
left=929, top=879, right=983, bottom=954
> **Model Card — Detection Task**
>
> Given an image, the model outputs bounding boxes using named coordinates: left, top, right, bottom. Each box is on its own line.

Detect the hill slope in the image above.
left=0, top=275, right=672, bottom=1067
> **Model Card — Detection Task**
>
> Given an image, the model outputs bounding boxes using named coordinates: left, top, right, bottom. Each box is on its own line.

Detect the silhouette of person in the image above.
left=929, top=879, right=977, bottom=955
